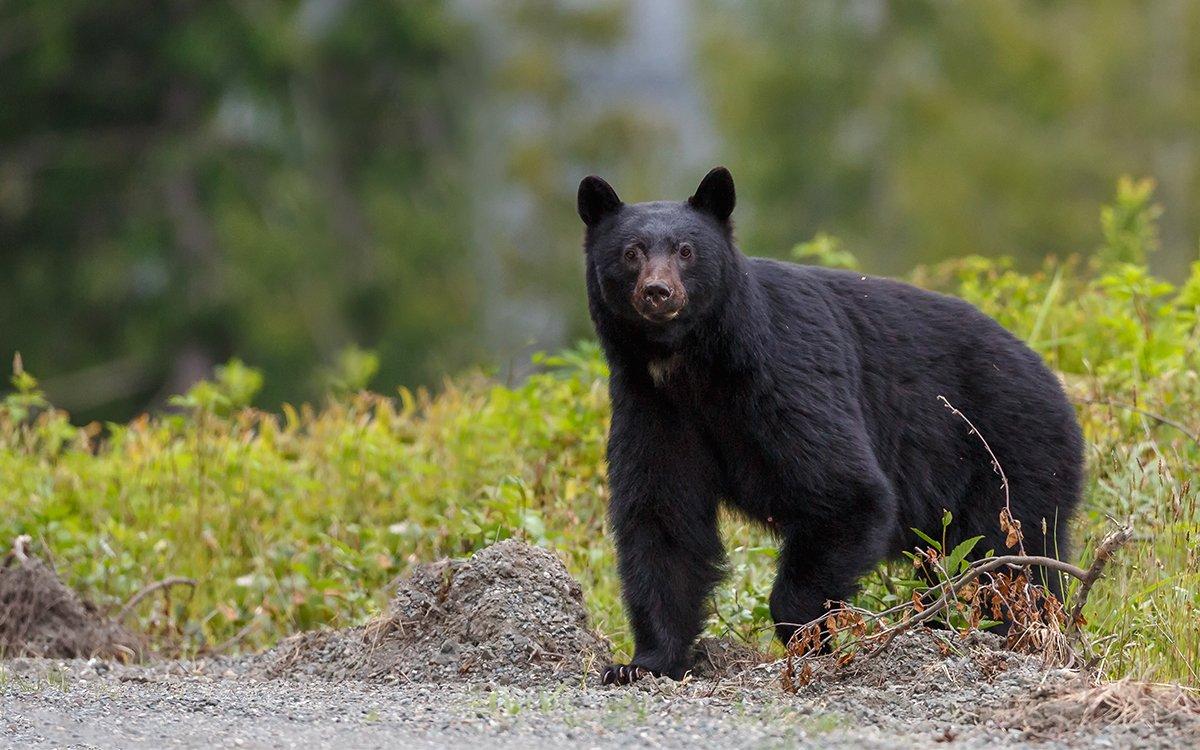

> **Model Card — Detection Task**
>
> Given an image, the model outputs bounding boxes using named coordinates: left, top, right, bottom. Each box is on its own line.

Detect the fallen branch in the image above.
left=869, top=525, right=1131, bottom=655
left=117, top=577, right=198, bottom=621
left=861, top=554, right=1068, bottom=658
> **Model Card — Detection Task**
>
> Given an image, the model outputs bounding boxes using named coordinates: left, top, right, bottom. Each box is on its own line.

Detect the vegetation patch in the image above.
left=0, top=180, right=1197, bottom=687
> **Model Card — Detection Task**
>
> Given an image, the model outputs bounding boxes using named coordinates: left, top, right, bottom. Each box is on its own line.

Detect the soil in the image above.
left=0, top=541, right=143, bottom=661
left=254, top=538, right=612, bottom=685
left=3, top=539, right=1198, bottom=749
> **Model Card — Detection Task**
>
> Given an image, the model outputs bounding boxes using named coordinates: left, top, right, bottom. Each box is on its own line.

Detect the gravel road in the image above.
left=4, top=541, right=1197, bottom=748
left=4, top=642, right=1196, bottom=750
left=2, top=663, right=889, bottom=749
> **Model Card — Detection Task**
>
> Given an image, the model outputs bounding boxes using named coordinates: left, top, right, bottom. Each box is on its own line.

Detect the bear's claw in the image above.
left=601, top=664, right=654, bottom=685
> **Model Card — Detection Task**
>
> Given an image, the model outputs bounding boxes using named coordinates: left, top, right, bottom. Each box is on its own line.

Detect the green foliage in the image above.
left=169, top=359, right=264, bottom=416
left=4, top=354, right=49, bottom=423
left=2, top=182, right=1198, bottom=686
left=0, top=1, right=483, bottom=421
left=1099, top=177, right=1163, bottom=265
left=321, top=346, right=381, bottom=397
left=912, top=186, right=1196, bottom=386
left=698, top=2, right=1200, bottom=276
left=0, top=340, right=616, bottom=655
left=899, top=513, right=993, bottom=632
left=791, top=233, right=860, bottom=270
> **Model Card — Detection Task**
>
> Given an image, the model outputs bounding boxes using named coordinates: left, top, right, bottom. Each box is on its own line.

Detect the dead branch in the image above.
left=939, top=395, right=1025, bottom=554
left=860, top=552, right=1079, bottom=658
left=1075, top=397, right=1200, bottom=447
left=117, top=577, right=198, bottom=621
left=783, top=522, right=1135, bottom=683
left=1068, top=524, right=1135, bottom=634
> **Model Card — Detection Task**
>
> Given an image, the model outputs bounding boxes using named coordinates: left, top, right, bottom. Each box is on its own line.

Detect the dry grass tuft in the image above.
left=0, top=537, right=144, bottom=660
left=1013, top=678, right=1200, bottom=735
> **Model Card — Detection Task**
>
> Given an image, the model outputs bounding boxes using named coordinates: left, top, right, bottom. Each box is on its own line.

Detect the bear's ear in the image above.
left=688, top=166, right=736, bottom=222
left=577, top=175, right=623, bottom=227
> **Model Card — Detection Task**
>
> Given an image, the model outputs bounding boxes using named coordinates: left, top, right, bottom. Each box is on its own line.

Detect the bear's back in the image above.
left=744, top=256, right=1082, bottom=554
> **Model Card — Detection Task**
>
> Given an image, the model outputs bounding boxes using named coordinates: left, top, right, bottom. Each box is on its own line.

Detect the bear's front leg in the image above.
left=601, top=383, right=725, bottom=685
left=603, top=495, right=724, bottom=684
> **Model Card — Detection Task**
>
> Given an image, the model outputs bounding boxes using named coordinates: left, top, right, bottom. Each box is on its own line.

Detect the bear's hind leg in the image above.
left=770, top=483, right=894, bottom=649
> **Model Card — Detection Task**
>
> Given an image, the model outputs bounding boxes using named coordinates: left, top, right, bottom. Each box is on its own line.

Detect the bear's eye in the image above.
left=678, top=243, right=693, bottom=259
left=623, top=247, right=639, bottom=262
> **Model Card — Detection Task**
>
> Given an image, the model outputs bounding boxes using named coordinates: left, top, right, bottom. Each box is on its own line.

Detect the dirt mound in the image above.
left=766, top=629, right=1200, bottom=746
left=0, top=538, right=143, bottom=660
left=258, top=539, right=611, bottom=685
left=783, top=630, right=1077, bottom=725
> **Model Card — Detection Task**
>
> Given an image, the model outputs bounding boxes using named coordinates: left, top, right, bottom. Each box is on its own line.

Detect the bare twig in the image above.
left=1075, top=398, right=1200, bottom=447
left=208, top=619, right=259, bottom=655
left=117, top=577, right=198, bottom=621
left=939, top=395, right=1025, bottom=554
left=1067, top=524, right=1135, bottom=634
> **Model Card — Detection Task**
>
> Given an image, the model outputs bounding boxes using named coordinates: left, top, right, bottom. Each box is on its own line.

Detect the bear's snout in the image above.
left=643, top=280, right=673, bottom=305
left=633, top=260, right=686, bottom=322
left=633, top=280, right=685, bottom=321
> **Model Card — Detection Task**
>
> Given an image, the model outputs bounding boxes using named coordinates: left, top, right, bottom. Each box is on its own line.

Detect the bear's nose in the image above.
left=643, top=281, right=673, bottom=305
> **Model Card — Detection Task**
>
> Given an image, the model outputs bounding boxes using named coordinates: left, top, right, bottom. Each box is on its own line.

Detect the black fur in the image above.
left=580, top=168, right=1084, bottom=685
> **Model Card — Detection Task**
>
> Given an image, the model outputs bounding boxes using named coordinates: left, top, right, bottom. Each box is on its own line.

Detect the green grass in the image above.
left=0, top=665, right=71, bottom=694
left=1, top=179, right=1197, bottom=685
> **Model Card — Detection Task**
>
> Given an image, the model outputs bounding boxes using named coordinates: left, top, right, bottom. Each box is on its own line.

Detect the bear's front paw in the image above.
left=601, top=663, right=657, bottom=685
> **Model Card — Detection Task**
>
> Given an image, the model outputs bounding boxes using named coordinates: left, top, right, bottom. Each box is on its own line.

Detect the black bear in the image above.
left=578, top=167, right=1084, bottom=685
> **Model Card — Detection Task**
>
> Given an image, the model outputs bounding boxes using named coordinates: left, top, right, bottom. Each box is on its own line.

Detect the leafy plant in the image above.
left=791, top=233, right=861, bottom=270
left=905, top=512, right=991, bottom=632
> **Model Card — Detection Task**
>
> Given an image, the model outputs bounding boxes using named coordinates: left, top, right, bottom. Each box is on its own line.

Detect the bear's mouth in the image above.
left=637, top=307, right=683, bottom=324
left=632, top=291, right=687, bottom=324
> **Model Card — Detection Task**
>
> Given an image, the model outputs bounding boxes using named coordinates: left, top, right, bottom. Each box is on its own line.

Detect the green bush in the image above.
left=2, top=180, right=1197, bottom=685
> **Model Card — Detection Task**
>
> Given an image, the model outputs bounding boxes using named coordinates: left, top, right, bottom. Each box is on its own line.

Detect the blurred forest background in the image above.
left=3, top=0, right=1199, bottom=422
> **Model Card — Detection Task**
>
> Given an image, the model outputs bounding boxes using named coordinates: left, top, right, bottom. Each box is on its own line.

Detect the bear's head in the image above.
left=577, top=167, right=737, bottom=345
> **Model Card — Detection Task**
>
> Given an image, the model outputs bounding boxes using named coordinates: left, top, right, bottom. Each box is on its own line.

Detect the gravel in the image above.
left=3, top=540, right=1197, bottom=749
left=4, top=643, right=1197, bottom=750
left=253, top=539, right=611, bottom=685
